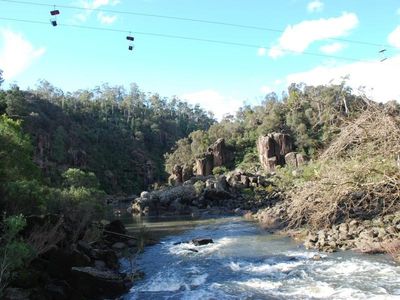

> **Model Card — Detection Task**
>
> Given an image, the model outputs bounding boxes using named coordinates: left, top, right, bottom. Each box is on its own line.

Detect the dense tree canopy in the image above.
left=1, top=81, right=215, bottom=195
left=165, top=83, right=366, bottom=173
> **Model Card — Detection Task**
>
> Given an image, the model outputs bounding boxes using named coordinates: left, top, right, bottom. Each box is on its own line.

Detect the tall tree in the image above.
left=0, top=69, right=4, bottom=87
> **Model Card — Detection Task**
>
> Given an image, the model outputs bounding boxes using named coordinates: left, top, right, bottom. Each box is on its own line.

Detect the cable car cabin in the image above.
left=51, top=20, right=57, bottom=27
left=50, top=9, right=60, bottom=16
left=128, top=45, right=133, bottom=51
left=126, top=36, right=134, bottom=41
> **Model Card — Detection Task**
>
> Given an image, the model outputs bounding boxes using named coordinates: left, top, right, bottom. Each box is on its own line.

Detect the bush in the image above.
left=212, top=166, right=228, bottom=175
left=62, top=168, right=100, bottom=189
left=193, top=180, right=205, bottom=196
left=0, top=215, right=33, bottom=296
left=46, top=169, right=106, bottom=220
left=4, top=180, right=49, bottom=215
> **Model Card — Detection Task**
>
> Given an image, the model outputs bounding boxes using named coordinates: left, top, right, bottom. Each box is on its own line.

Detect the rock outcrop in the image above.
left=195, top=138, right=232, bottom=176
left=168, top=164, right=194, bottom=185
left=257, top=133, right=294, bottom=172
left=71, top=267, right=129, bottom=299
left=303, top=214, right=400, bottom=253
left=210, top=138, right=229, bottom=167
left=130, top=171, right=276, bottom=217
left=6, top=215, right=136, bottom=300
left=284, top=152, right=305, bottom=168
left=196, top=152, right=214, bottom=176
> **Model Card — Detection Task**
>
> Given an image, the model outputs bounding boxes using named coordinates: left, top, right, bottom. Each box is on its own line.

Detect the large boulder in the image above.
left=157, top=185, right=197, bottom=205
left=169, top=164, right=193, bottom=186
left=257, top=133, right=294, bottom=172
left=285, top=152, right=305, bottom=168
left=104, top=220, right=127, bottom=235
left=195, top=152, right=214, bottom=176
left=172, top=164, right=183, bottom=184
left=182, top=164, right=193, bottom=182
left=71, top=267, right=130, bottom=299
left=210, top=138, right=228, bottom=167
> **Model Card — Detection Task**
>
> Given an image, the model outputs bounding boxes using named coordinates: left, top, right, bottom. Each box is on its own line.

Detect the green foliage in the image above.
left=0, top=115, right=42, bottom=214
left=62, top=168, right=100, bottom=189
left=0, top=115, right=38, bottom=182
left=164, top=138, right=194, bottom=174
left=5, top=87, right=30, bottom=118
left=236, top=149, right=260, bottom=172
left=51, top=126, right=66, bottom=162
left=166, top=83, right=365, bottom=174
left=241, top=188, right=255, bottom=197
left=48, top=168, right=106, bottom=218
left=4, top=180, right=48, bottom=215
left=0, top=215, right=33, bottom=295
left=274, top=162, right=321, bottom=190
left=0, top=70, right=3, bottom=87
left=212, top=166, right=228, bottom=175
left=193, top=180, right=205, bottom=196
left=0, top=82, right=215, bottom=194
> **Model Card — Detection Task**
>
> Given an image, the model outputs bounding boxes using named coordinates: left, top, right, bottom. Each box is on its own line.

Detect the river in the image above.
left=120, top=215, right=400, bottom=300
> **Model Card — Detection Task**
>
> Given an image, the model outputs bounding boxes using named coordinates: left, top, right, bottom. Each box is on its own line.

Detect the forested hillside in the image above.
left=0, top=79, right=214, bottom=195
left=165, top=82, right=368, bottom=174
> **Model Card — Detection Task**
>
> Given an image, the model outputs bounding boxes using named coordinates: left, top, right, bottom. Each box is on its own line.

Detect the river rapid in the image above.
left=121, top=216, right=400, bottom=300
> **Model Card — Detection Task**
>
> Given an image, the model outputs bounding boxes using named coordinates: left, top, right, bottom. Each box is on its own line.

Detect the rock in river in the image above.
left=192, top=238, right=214, bottom=246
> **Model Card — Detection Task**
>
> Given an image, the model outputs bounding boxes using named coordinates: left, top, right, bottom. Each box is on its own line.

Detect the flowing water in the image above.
left=121, top=216, right=400, bottom=300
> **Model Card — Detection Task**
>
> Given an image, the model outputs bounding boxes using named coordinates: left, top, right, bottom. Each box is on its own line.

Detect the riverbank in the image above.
left=3, top=218, right=139, bottom=300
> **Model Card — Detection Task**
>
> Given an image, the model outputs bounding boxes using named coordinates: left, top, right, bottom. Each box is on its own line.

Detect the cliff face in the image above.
left=195, top=138, right=232, bottom=176
left=256, top=133, right=294, bottom=172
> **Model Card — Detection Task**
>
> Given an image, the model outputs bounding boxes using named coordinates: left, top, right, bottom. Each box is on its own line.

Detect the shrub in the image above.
left=212, top=166, right=228, bottom=175
left=193, top=180, right=205, bottom=196
left=0, top=215, right=33, bottom=296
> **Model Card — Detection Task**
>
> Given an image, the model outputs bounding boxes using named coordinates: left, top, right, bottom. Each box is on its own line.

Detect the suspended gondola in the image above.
left=50, top=6, right=60, bottom=27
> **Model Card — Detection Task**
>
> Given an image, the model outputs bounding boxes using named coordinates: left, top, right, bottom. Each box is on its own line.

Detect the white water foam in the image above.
left=286, top=250, right=327, bottom=259
left=139, top=271, right=183, bottom=292
left=235, top=278, right=282, bottom=290
left=317, top=259, right=400, bottom=278
left=228, top=260, right=304, bottom=274
left=191, top=273, right=208, bottom=286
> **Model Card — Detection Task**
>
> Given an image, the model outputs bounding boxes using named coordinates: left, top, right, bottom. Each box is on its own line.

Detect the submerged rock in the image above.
left=192, top=238, right=214, bottom=246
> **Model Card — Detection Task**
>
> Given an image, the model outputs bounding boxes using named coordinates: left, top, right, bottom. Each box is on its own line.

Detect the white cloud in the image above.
left=0, top=28, right=45, bottom=80
left=97, top=12, right=117, bottom=24
left=286, top=55, right=400, bottom=102
left=320, top=42, right=345, bottom=54
left=268, top=47, right=284, bottom=58
left=388, top=26, right=400, bottom=48
left=269, top=12, right=358, bottom=58
left=260, top=86, right=272, bottom=94
left=73, top=0, right=120, bottom=23
left=307, top=0, right=324, bottom=13
left=181, top=89, right=242, bottom=120
left=81, top=0, right=120, bottom=9
left=257, top=47, right=266, bottom=56
left=274, top=79, right=283, bottom=85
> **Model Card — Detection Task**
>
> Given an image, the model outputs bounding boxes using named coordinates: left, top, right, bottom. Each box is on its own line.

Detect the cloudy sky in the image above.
left=0, top=0, right=399, bottom=119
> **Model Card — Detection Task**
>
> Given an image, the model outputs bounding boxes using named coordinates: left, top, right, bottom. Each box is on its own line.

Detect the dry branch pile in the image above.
left=285, top=106, right=400, bottom=230
left=321, top=105, right=400, bottom=161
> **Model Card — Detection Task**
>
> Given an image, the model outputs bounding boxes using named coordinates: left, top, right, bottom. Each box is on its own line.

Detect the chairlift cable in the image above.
left=0, top=0, right=396, bottom=50
left=0, top=16, right=391, bottom=62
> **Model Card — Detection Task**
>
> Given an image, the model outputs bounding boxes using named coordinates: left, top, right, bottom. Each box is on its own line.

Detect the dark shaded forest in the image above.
left=0, top=79, right=215, bottom=195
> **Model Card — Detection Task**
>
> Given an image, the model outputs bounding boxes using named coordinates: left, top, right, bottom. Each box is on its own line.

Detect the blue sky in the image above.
left=0, top=0, right=400, bottom=119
